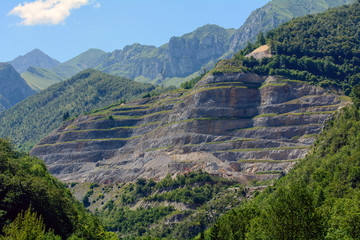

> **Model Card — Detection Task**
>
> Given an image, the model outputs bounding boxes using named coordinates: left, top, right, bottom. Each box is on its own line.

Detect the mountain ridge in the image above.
left=8, top=48, right=61, bottom=73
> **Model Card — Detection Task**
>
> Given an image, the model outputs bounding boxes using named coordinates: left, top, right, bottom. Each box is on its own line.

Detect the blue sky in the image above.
left=1, top=0, right=270, bottom=63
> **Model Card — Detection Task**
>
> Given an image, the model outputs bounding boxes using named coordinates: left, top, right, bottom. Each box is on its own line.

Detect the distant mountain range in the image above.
left=9, top=0, right=354, bottom=91
left=8, top=49, right=60, bottom=73
left=19, top=49, right=106, bottom=91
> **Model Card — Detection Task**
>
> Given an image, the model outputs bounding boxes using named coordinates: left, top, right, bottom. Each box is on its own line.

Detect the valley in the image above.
left=1, top=0, right=360, bottom=239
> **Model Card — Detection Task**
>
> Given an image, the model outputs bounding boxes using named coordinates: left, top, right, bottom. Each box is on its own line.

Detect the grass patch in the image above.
left=253, top=113, right=278, bottom=119
left=182, top=138, right=260, bottom=147
left=237, top=159, right=300, bottom=163
left=237, top=123, right=322, bottom=131
left=35, top=136, right=142, bottom=147
left=63, top=121, right=162, bottom=134
left=255, top=171, right=283, bottom=175
left=216, top=146, right=310, bottom=153
left=252, top=111, right=335, bottom=119
left=259, top=83, right=286, bottom=89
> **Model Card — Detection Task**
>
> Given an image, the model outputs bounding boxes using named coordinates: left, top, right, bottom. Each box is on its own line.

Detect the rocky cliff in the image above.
left=31, top=70, right=348, bottom=183
left=95, top=25, right=234, bottom=83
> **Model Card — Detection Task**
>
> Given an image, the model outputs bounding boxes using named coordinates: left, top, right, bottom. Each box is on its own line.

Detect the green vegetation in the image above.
left=84, top=171, right=244, bottom=239
left=52, top=49, right=106, bottom=79
left=180, top=71, right=208, bottom=89
left=0, top=138, right=116, bottom=239
left=0, top=69, right=156, bottom=151
left=202, top=85, right=360, bottom=239
left=21, top=66, right=63, bottom=92
left=225, top=2, right=360, bottom=95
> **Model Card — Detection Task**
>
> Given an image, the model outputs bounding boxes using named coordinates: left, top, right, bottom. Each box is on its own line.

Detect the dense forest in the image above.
left=0, top=139, right=116, bottom=239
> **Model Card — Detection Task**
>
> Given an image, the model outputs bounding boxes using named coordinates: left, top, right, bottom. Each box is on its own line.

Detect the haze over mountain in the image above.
left=21, top=48, right=107, bottom=91
left=0, top=63, right=35, bottom=111
left=8, top=48, right=60, bottom=73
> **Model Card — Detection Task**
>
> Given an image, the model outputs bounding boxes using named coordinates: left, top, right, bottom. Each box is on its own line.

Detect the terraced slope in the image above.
left=31, top=72, right=349, bottom=183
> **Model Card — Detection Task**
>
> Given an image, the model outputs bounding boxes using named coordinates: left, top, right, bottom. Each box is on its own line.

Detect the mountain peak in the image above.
left=9, top=49, right=61, bottom=73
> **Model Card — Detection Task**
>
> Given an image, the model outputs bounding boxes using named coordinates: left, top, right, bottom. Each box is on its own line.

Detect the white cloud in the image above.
left=8, top=0, right=92, bottom=26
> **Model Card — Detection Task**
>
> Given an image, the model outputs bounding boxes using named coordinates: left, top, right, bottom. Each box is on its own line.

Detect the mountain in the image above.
left=0, top=63, right=35, bottom=111
left=15, top=0, right=354, bottom=91
left=228, top=0, right=355, bottom=53
left=51, top=48, right=107, bottom=79
left=31, top=70, right=348, bottom=183
left=0, top=69, right=157, bottom=151
left=8, top=49, right=60, bottom=73
left=95, top=25, right=235, bottom=85
left=206, top=81, right=360, bottom=240
left=94, top=0, right=354, bottom=87
left=20, top=49, right=107, bottom=91
left=31, top=1, right=360, bottom=185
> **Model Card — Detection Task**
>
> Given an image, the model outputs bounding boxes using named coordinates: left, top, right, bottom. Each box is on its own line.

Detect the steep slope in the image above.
left=31, top=71, right=348, bottom=183
left=0, top=63, right=35, bottom=110
left=0, top=69, right=156, bottom=151
left=21, top=66, right=64, bottom=91
left=228, top=0, right=355, bottom=53
left=0, top=138, right=116, bottom=239
left=51, top=48, right=106, bottom=79
left=205, top=88, right=360, bottom=240
left=8, top=49, right=60, bottom=73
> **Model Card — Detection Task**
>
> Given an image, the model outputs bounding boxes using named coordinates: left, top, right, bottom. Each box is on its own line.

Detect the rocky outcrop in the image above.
left=31, top=71, right=349, bottom=183
left=96, top=25, right=235, bottom=83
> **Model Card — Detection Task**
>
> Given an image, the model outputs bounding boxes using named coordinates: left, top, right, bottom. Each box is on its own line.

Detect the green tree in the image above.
left=1, top=207, right=60, bottom=240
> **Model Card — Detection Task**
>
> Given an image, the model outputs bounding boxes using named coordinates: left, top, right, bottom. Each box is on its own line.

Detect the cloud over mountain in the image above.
left=9, top=0, right=91, bottom=26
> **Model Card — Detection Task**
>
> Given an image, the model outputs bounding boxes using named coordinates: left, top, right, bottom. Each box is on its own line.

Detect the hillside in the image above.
left=31, top=71, right=348, bottom=183
left=21, top=66, right=64, bottom=92
left=0, top=69, right=157, bottom=151
left=225, top=1, right=360, bottom=94
left=0, top=63, right=35, bottom=111
left=20, top=49, right=107, bottom=91
left=0, top=138, right=116, bottom=239
left=8, top=48, right=60, bottom=73
left=51, top=48, right=107, bottom=79
left=204, top=85, right=360, bottom=240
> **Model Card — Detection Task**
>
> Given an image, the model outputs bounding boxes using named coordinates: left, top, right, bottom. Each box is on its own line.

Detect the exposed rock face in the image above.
left=0, top=63, right=36, bottom=110
left=95, top=25, right=235, bottom=83
left=164, top=25, right=234, bottom=77
left=31, top=72, right=348, bottom=183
